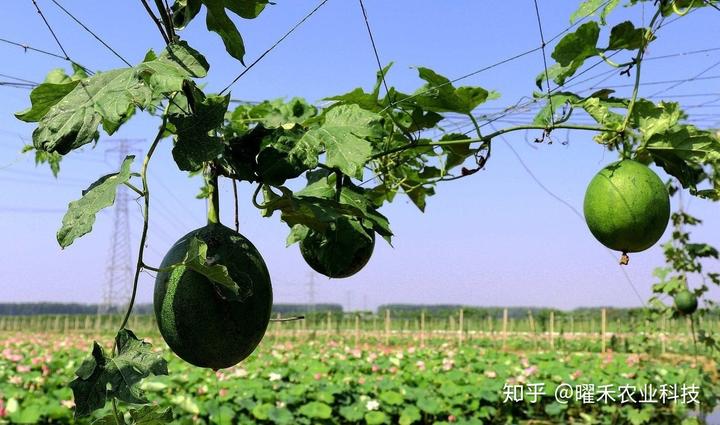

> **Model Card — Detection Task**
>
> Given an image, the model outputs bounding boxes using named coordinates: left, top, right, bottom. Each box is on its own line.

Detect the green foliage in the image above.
left=169, top=91, right=229, bottom=172
left=92, top=405, right=173, bottom=425
left=57, top=156, right=135, bottom=248
left=22, top=144, right=63, bottom=177
left=650, top=204, right=720, bottom=323
left=11, top=0, right=720, bottom=422
left=412, top=67, right=499, bottom=114
left=170, top=0, right=270, bottom=63
left=300, top=105, right=381, bottom=179
left=570, top=0, right=620, bottom=25
left=69, top=329, right=168, bottom=417
left=17, top=42, right=208, bottom=155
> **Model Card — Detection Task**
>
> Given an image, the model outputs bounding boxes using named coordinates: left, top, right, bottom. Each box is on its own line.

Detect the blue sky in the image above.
left=1, top=1, right=719, bottom=310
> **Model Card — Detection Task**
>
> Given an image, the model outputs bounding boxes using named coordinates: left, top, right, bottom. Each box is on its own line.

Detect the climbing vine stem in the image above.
left=620, top=8, right=663, bottom=138
left=117, top=100, right=172, bottom=334
left=370, top=123, right=616, bottom=161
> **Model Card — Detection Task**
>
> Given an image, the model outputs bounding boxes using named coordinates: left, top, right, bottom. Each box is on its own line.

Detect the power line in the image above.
left=0, top=73, right=38, bottom=85
left=357, top=0, right=391, bottom=97
left=0, top=37, right=67, bottom=60
left=649, top=58, right=720, bottom=97
left=0, top=81, right=35, bottom=89
left=31, top=0, right=72, bottom=64
left=220, top=0, right=332, bottom=95
left=48, top=0, right=132, bottom=67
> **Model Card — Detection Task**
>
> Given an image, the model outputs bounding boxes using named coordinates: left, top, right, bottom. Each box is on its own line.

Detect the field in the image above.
left=0, top=312, right=717, bottom=424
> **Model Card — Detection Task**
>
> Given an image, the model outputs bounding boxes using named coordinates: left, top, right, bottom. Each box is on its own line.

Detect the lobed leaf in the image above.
left=413, top=67, right=496, bottom=115
left=570, top=0, right=620, bottom=25
left=57, top=156, right=135, bottom=248
left=170, top=92, right=229, bottom=171
left=550, top=22, right=600, bottom=85
left=179, top=237, right=251, bottom=301
left=299, top=105, right=380, bottom=179
left=17, top=42, right=209, bottom=155
left=70, top=330, right=168, bottom=418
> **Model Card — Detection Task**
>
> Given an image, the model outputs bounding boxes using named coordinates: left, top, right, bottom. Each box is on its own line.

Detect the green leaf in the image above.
left=18, top=42, right=206, bottom=155
left=379, top=390, right=404, bottom=405
left=252, top=403, right=274, bottom=420
left=295, top=173, right=392, bottom=239
left=138, top=41, right=209, bottom=95
left=643, top=126, right=720, bottom=192
left=178, top=237, right=250, bottom=301
left=226, top=0, right=270, bottom=19
left=626, top=407, right=653, bottom=425
left=533, top=92, right=581, bottom=125
left=339, top=404, right=365, bottom=421
left=267, top=407, right=294, bottom=425
left=262, top=187, right=366, bottom=232
left=171, top=0, right=202, bottom=29
left=439, top=133, right=475, bottom=170
left=606, top=21, right=647, bottom=50
left=15, top=80, right=80, bottom=122
left=633, top=100, right=683, bottom=141
left=365, top=411, right=389, bottom=425
left=413, top=67, right=495, bottom=114
left=399, top=406, right=421, bottom=425
left=299, top=105, right=380, bottom=178
left=57, top=155, right=135, bottom=248
left=22, top=145, right=63, bottom=177
left=170, top=93, right=229, bottom=171
left=128, top=405, right=174, bottom=425
left=69, top=329, right=168, bottom=418
left=204, top=0, right=246, bottom=63
left=570, top=0, right=620, bottom=24
left=173, top=0, right=270, bottom=48
left=644, top=127, right=720, bottom=164
left=92, top=414, right=127, bottom=425
left=544, top=402, right=568, bottom=416
left=582, top=97, right=624, bottom=128
left=199, top=0, right=269, bottom=64
left=256, top=125, right=321, bottom=185
left=326, top=63, right=394, bottom=111
left=550, top=21, right=600, bottom=84
left=298, top=401, right=332, bottom=419
left=231, top=97, right=318, bottom=130
left=25, top=69, right=152, bottom=154
left=286, top=224, right=310, bottom=246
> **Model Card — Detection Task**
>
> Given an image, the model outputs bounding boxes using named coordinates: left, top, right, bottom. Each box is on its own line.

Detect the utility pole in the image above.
left=99, top=140, right=142, bottom=314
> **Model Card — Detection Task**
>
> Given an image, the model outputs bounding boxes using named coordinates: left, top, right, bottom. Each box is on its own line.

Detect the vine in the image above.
left=12, top=0, right=720, bottom=421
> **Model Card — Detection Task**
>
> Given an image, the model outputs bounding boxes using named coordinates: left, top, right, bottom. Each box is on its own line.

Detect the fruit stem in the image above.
left=206, top=164, right=220, bottom=225
left=620, top=252, right=630, bottom=266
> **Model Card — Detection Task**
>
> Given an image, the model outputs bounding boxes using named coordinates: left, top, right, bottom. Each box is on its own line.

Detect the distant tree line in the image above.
left=2, top=303, right=717, bottom=320
left=376, top=304, right=720, bottom=322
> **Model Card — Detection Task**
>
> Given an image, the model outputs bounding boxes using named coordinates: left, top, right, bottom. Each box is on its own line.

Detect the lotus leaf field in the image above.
left=0, top=330, right=716, bottom=424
